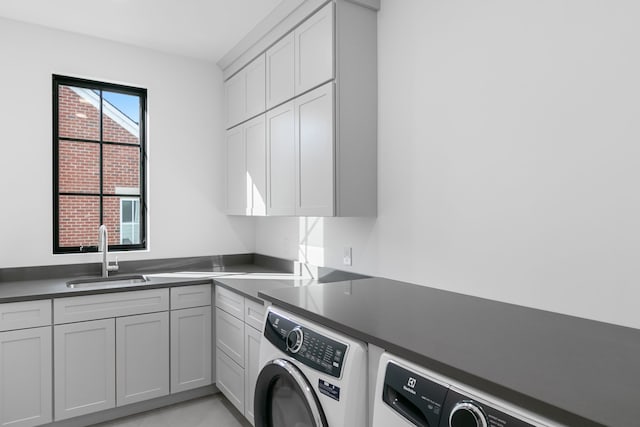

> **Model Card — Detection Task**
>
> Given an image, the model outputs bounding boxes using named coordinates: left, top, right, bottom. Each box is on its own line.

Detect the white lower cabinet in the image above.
left=171, top=306, right=212, bottom=393
left=116, top=312, right=169, bottom=406
left=244, top=325, right=262, bottom=425
left=216, top=346, right=245, bottom=414
left=54, top=318, right=116, bottom=421
left=215, top=287, right=266, bottom=426
left=0, top=326, right=52, bottom=427
left=216, top=308, right=245, bottom=365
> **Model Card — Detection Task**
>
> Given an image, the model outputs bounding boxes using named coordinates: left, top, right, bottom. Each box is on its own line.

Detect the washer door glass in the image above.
left=254, top=359, right=328, bottom=427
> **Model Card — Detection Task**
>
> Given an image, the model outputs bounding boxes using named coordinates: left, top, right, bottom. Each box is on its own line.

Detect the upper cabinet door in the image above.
left=225, top=71, right=245, bottom=129
left=266, top=32, right=295, bottom=109
left=295, top=82, right=335, bottom=217
left=226, top=126, right=247, bottom=215
left=266, top=101, right=296, bottom=216
left=294, top=2, right=334, bottom=96
left=245, top=54, right=266, bottom=119
left=245, top=115, right=267, bottom=216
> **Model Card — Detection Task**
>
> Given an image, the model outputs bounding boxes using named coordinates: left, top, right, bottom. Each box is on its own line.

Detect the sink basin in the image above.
left=66, top=275, right=149, bottom=288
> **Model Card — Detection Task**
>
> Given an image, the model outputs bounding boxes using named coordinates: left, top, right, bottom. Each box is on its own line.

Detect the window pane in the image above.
left=102, top=92, right=140, bottom=144
left=122, top=200, right=133, bottom=223
left=105, top=196, right=141, bottom=245
left=58, top=85, right=100, bottom=141
left=58, top=196, right=100, bottom=248
left=103, top=144, right=140, bottom=195
left=58, top=140, right=100, bottom=193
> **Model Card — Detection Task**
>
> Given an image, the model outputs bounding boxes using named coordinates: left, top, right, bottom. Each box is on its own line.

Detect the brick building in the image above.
left=57, top=86, right=141, bottom=248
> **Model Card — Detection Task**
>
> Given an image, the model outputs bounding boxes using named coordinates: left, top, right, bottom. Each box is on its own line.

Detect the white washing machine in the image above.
left=372, top=353, right=557, bottom=427
left=254, top=306, right=367, bottom=427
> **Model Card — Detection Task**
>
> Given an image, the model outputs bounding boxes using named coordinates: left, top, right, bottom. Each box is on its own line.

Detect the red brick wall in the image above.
left=58, top=86, right=141, bottom=248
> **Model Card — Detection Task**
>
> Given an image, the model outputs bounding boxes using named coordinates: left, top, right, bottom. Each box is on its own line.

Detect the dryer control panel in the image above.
left=264, top=311, right=348, bottom=378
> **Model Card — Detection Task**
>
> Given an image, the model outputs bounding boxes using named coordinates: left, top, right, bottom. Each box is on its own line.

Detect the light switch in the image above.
left=343, top=247, right=352, bottom=266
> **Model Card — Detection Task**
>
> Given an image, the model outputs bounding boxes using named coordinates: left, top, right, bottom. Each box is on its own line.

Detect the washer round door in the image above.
left=254, top=359, right=328, bottom=427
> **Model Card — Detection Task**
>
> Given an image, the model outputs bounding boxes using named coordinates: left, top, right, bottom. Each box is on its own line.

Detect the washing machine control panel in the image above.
left=264, top=311, right=348, bottom=378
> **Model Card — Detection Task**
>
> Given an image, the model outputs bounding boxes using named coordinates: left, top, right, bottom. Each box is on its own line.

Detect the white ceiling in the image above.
left=0, top=0, right=282, bottom=63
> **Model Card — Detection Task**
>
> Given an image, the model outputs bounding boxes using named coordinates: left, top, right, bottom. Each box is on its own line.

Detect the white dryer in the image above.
left=372, top=353, right=557, bottom=427
left=254, top=306, right=367, bottom=427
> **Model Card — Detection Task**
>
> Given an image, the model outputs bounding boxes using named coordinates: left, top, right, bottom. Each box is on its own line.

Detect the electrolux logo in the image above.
left=407, top=377, right=417, bottom=388
left=402, top=377, right=418, bottom=395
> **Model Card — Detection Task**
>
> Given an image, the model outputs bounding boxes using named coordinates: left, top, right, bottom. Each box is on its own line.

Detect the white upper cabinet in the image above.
left=245, top=54, right=266, bottom=119
left=225, top=72, right=245, bottom=129
left=246, top=115, right=267, bottom=216
left=223, top=0, right=378, bottom=217
left=295, top=82, right=334, bottom=216
left=226, top=115, right=266, bottom=216
left=266, top=101, right=296, bottom=215
left=225, top=53, right=266, bottom=129
left=294, top=2, right=334, bottom=96
left=226, top=126, right=247, bottom=215
left=266, top=33, right=295, bottom=109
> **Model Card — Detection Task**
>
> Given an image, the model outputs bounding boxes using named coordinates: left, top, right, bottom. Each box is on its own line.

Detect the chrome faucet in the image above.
left=98, top=225, right=119, bottom=277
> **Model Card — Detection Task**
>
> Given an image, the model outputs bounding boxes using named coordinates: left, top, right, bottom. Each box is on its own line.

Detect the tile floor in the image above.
left=92, top=395, right=251, bottom=427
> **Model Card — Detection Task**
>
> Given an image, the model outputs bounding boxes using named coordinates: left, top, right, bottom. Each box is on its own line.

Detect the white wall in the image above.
left=256, top=0, right=640, bottom=329
left=0, top=17, right=255, bottom=268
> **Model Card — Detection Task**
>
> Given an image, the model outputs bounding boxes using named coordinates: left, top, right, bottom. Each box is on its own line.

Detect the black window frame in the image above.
left=52, top=74, right=147, bottom=254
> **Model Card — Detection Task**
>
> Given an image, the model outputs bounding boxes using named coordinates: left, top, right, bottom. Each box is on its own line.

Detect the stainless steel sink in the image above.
left=66, top=275, right=149, bottom=288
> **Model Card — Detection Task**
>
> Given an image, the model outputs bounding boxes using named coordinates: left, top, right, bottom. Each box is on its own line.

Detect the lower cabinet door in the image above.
left=216, top=348, right=245, bottom=415
left=54, top=319, right=116, bottom=421
left=170, top=306, right=212, bottom=393
left=0, top=326, right=52, bottom=427
left=215, top=308, right=245, bottom=366
left=244, top=325, right=262, bottom=426
left=116, top=312, right=169, bottom=406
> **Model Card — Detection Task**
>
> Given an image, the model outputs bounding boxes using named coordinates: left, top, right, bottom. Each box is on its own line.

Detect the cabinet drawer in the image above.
left=54, top=289, right=169, bottom=324
left=244, top=298, right=266, bottom=331
left=216, top=308, right=244, bottom=367
left=171, top=284, right=212, bottom=310
left=215, top=286, right=244, bottom=319
left=216, top=348, right=244, bottom=415
left=0, top=299, right=51, bottom=332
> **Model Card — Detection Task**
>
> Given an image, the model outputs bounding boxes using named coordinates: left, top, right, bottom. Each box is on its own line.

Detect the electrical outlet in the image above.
left=343, top=247, right=352, bottom=266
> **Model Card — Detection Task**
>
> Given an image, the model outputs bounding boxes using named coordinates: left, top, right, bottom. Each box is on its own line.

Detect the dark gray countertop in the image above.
left=258, top=278, right=639, bottom=427
left=213, top=274, right=316, bottom=303
left=0, top=264, right=295, bottom=303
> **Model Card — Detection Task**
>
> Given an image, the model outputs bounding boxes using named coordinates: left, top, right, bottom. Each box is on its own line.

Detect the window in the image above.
left=53, top=75, right=147, bottom=253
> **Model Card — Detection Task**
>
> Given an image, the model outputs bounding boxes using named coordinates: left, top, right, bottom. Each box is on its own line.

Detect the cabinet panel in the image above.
left=53, top=289, right=169, bottom=324
left=266, top=101, right=296, bottom=215
left=294, top=2, right=334, bottom=95
left=226, top=126, right=248, bottom=215
left=225, top=71, right=245, bottom=129
left=295, top=82, right=335, bottom=216
left=0, top=327, right=52, bottom=427
left=54, top=319, right=116, bottom=420
left=0, top=300, right=51, bottom=332
left=246, top=115, right=267, bottom=216
left=266, top=32, right=295, bottom=109
left=170, top=284, right=212, bottom=310
left=244, top=298, right=266, bottom=331
left=116, top=312, right=169, bottom=406
left=216, top=308, right=245, bottom=367
left=245, top=54, right=266, bottom=119
left=244, top=325, right=262, bottom=426
left=215, top=286, right=245, bottom=320
left=216, top=348, right=244, bottom=415
left=171, top=306, right=212, bottom=393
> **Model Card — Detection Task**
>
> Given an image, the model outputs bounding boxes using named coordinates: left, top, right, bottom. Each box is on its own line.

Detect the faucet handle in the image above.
left=107, top=257, right=119, bottom=272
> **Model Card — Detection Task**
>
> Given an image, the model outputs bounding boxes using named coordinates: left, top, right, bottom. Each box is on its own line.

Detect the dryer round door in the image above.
left=254, top=359, right=328, bottom=427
